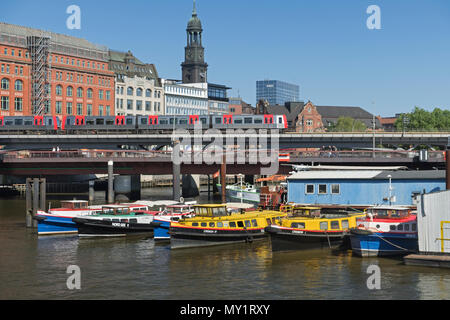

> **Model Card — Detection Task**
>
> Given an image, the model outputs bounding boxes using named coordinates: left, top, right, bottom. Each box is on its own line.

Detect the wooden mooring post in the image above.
left=25, top=178, right=46, bottom=228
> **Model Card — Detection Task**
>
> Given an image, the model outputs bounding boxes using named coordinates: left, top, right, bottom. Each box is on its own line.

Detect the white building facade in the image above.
left=163, top=79, right=208, bottom=115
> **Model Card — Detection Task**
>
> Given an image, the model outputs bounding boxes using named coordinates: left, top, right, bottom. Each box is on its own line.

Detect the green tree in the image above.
left=395, top=107, right=450, bottom=132
left=328, top=116, right=367, bottom=132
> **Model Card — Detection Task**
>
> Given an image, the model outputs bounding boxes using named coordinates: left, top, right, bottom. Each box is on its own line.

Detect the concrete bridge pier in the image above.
left=173, top=161, right=181, bottom=201
left=88, top=180, right=95, bottom=204
left=182, top=174, right=200, bottom=198
left=25, top=178, right=46, bottom=228
left=113, top=175, right=141, bottom=202
left=107, top=160, right=114, bottom=204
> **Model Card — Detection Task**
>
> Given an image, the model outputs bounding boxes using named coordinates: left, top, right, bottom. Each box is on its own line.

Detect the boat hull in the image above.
left=350, top=229, right=418, bottom=257
left=169, top=227, right=266, bottom=249
left=153, top=218, right=171, bottom=241
left=217, top=184, right=260, bottom=204
left=36, top=215, right=79, bottom=235
left=73, top=218, right=159, bottom=238
left=266, top=226, right=346, bottom=252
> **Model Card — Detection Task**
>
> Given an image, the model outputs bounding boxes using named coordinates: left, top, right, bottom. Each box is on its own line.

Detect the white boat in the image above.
left=216, top=182, right=260, bottom=204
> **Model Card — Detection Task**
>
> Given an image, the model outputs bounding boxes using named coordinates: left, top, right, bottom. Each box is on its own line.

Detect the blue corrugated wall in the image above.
left=287, top=179, right=445, bottom=206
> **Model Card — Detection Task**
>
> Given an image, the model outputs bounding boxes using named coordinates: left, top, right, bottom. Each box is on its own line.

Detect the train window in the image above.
left=160, top=119, right=168, bottom=125
left=0, top=119, right=3, bottom=126
left=179, top=119, right=188, bottom=124
left=244, top=118, right=252, bottom=124
left=140, top=118, right=147, bottom=125
left=254, top=119, right=263, bottom=124
left=126, top=118, right=133, bottom=125
left=96, top=119, right=104, bottom=125
left=5, top=120, right=13, bottom=125
left=200, top=117, right=207, bottom=124
left=234, top=119, right=242, bottom=124
left=278, top=117, right=283, bottom=123
left=24, top=120, right=32, bottom=126
left=106, top=120, right=114, bottom=125
left=169, top=118, right=175, bottom=125
left=14, top=119, right=23, bottom=125
left=86, top=120, right=95, bottom=125
left=215, top=118, right=222, bottom=124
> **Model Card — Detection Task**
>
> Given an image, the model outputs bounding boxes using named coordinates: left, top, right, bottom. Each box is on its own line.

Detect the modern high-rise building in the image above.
left=256, top=80, right=299, bottom=106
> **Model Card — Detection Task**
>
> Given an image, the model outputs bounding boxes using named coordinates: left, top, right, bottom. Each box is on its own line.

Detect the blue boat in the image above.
left=153, top=203, right=195, bottom=241
left=349, top=205, right=418, bottom=257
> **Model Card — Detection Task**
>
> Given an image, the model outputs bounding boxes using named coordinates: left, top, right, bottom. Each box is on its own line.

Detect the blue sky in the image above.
left=2, top=0, right=449, bottom=116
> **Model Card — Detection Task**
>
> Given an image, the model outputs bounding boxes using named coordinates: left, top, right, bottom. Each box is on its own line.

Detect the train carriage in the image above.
left=62, top=115, right=136, bottom=133
left=0, top=115, right=59, bottom=133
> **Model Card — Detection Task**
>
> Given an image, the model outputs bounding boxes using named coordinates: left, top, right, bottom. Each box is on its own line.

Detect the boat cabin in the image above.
left=60, top=200, right=89, bottom=210
left=366, top=206, right=412, bottom=219
left=165, top=204, right=194, bottom=215
left=280, top=204, right=321, bottom=218
left=100, top=205, right=133, bottom=215
left=193, top=204, right=228, bottom=217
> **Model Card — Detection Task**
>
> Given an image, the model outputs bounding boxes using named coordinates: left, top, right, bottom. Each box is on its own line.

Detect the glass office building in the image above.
left=256, top=80, right=300, bottom=105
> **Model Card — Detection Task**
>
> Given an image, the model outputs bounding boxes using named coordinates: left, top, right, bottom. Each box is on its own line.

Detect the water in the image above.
left=0, top=188, right=449, bottom=300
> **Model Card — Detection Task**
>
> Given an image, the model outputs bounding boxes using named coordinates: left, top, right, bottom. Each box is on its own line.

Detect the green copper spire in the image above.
left=193, top=0, right=197, bottom=16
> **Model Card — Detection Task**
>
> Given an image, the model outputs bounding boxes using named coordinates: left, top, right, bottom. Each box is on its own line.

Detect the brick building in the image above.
left=0, top=22, right=115, bottom=117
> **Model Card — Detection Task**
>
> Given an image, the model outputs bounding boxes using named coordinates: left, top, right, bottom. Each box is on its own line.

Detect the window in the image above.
left=217, top=222, right=223, bottom=228
left=99, top=90, right=104, bottom=100
left=390, top=225, right=396, bottom=231
left=77, top=103, right=83, bottom=115
left=1, top=96, right=9, bottom=110
left=237, top=221, right=244, bottom=228
left=106, top=106, right=110, bottom=116
left=318, top=184, right=327, bottom=194
left=201, top=222, right=207, bottom=227
left=87, top=88, right=93, bottom=99
left=56, top=85, right=62, bottom=96
left=397, top=224, right=403, bottom=231
left=146, top=89, right=152, bottom=97
left=291, top=222, right=305, bottom=229
left=14, top=80, right=23, bottom=91
left=127, top=87, right=134, bottom=95
left=331, top=184, right=340, bottom=194
left=66, top=86, right=73, bottom=97
left=305, top=184, right=314, bottom=194
left=136, top=88, right=143, bottom=97
left=405, top=224, right=410, bottom=231
left=1, top=78, right=9, bottom=90
left=412, top=223, right=417, bottom=231
left=145, top=101, right=151, bottom=111
left=14, top=97, right=23, bottom=111
left=330, top=221, right=340, bottom=229
left=229, top=221, right=236, bottom=228
left=320, top=222, right=328, bottom=230
left=127, top=100, right=133, bottom=110
left=87, top=104, right=92, bottom=116
left=105, top=91, right=110, bottom=101
left=251, top=219, right=258, bottom=227
left=341, top=220, right=349, bottom=230
left=56, top=101, right=62, bottom=114
left=66, top=102, right=72, bottom=115
left=209, top=222, right=215, bottom=227
left=136, top=100, right=142, bottom=111
left=77, top=87, right=83, bottom=98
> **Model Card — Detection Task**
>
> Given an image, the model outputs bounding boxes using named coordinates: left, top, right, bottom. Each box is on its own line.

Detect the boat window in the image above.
left=266, top=218, right=272, bottom=225
left=209, top=222, right=215, bottom=227
left=103, top=218, right=111, bottom=221
left=404, top=224, right=410, bottom=231
left=341, top=220, right=349, bottom=230
left=201, top=222, right=207, bottom=227
left=120, top=219, right=129, bottom=223
left=390, top=225, right=396, bottom=231
left=212, top=206, right=227, bottom=217
left=330, top=221, right=340, bottom=229
left=251, top=219, right=258, bottom=227
left=412, top=223, right=417, bottom=231
left=129, top=219, right=137, bottom=223
left=318, top=184, right=327, bottom=194
left=245, top=220, right=251, bottom=228
left=112, top=219, right=120, bottom=222
left=272, top=218, right=277, bottom=224
left=237, top=221, right=244, bottom=228
left=374, top=209, right=389, bottom=218
left=229, top=221, right=236, bottom=228
left=331, top=184, right=340, bottom=194
left=192, top=222, right=199, bottom=227
left=291, top=222, right=305, bottom=229
left=320, top=222, right=328, bottom=230
left=217, top=222, right=223, bottom=228
left=397, top=224, right=403, bottom=231
left=305, top=184, right=314, bottom=194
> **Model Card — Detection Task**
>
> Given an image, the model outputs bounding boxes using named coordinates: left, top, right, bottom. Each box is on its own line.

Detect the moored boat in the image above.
left=35, top=200, right=150, bottom=235
left=153, top=202, right=196, bottom=241
left=349, top=205, right=418, bottom=257
left=265, top=204, right=366, bottom=252
left=72, top=204, right=160, bottom=237
left=169, top=204, right=286, bottom=249
left=216, top=183, right=260, bottom=204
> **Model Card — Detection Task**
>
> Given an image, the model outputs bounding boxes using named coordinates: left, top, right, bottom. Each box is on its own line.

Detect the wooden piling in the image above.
left=221, top=153, right=226, bottom=203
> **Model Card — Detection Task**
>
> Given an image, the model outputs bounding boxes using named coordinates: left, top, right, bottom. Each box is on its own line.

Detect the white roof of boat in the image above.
left=368, top=205, right=413, bottom=210
left=61, top=200, right=89, bottom=203
left=288, top=170, right=383, bottom=180
left=226, top=202, right=255, bottom=209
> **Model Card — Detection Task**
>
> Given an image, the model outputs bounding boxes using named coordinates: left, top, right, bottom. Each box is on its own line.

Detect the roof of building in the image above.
left=287, top=170, right=445, bottom=180
left=316, top=106, right=374, bottom=120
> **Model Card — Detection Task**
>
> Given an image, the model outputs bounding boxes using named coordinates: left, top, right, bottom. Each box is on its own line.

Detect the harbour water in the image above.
left=0, top=188, right=449, bottom=300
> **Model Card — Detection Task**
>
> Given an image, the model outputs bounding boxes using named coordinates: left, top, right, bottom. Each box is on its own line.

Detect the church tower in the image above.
left=181, top=0, right=208, bottom=83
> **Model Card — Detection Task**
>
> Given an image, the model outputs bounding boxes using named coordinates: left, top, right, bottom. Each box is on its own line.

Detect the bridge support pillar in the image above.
left=173, top=162, right=181, bottom=201
left=182, top=174, right=200, bottom=198
left=221, top=154, right=226, bottom=203
left=107, top=160, right=114, bottom=204
left=89, top=180, right=95, bottom=204
left=25, top=178, right=46, bottom=228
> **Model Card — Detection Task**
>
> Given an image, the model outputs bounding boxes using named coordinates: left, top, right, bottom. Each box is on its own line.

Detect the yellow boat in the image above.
left=169, top=204, right=286, bottom=249
left=265, top=204, right=366, bottom=251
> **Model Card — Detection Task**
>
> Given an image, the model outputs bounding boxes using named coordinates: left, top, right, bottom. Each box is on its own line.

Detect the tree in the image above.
left=394, top=107, right=450, bottom=132
left=328, top=116, right=367, bottom=132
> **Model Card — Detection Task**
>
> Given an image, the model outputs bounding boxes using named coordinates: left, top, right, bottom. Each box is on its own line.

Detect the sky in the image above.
left=1, top=0, right=450, bottom=117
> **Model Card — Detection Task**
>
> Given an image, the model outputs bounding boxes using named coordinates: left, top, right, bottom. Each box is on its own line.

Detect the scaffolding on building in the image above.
left=27, top=35, right=51, bottom=116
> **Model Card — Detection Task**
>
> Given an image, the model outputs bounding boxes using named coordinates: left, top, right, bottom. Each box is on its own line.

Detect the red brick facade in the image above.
left=295, top=101, right=324, bottom=132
